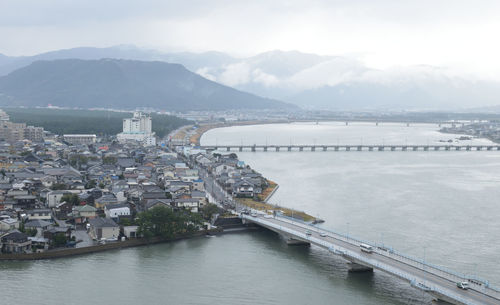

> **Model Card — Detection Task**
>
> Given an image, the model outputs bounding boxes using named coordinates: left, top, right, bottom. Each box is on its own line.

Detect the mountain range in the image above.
left=1, top=45, right=500, bottom=111
left=0, top=58, right=292, bottom=111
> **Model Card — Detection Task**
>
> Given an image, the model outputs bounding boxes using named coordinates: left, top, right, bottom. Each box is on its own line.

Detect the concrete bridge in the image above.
left=201, top=144, right=500, bottom=152
left=241, top=213, right=500, bottom=305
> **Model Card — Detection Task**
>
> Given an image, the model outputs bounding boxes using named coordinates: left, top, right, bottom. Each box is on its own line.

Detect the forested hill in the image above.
left=0, top=59, right=294, bottom=111
left=5, top=108, right=190, bottom=138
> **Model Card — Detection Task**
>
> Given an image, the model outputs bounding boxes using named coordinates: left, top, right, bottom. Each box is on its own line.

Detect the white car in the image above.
left=456, top=282, right=469, bottom=290
left=319, top=232, right=327, bottom=237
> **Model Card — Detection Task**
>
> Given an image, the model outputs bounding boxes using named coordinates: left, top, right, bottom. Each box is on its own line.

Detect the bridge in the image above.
left=201, top=144, right=500, bottom=152
left=241, top=213, right=500, bottom=305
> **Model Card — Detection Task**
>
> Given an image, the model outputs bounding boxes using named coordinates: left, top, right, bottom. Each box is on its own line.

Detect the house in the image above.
left=1, top=230, right=31, bottom=253
left=145, top=199, right=172, bottom=211
left=71, top=205, right=97, bottom=224
left=25, top=209, right=52, bottom=222
left=43, top=227, right=72, bottom=246
left=123, top=225, right=139, bottom=238
left=104, top=203, right=131, bottom=220
left=46, top=190, right=72, bottom=208
left=192, top=179, right=204, bottom=191
left=24, top=219, right=52, bottom=236
left=172, top=198, right=201, bottom=213
left=0, top=216, right=18, bottom=232
left=14, top=195, right=37, bottom=209
left=88, top=217, right=119, bottom=241
left=94, top=193, right=118, bottom=209
left=232, top=179, right=255, bottom=197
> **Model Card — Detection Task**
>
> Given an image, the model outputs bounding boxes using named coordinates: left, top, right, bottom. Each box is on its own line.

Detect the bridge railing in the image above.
left=252, top=216, right=480, bottom=305
left=271, top=214, right=500, bottom=298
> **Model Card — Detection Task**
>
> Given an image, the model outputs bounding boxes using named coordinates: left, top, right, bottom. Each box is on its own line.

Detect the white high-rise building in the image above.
left=117, top=112, right=156, bottom=146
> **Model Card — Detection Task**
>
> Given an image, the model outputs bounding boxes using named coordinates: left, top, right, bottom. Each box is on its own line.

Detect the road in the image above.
left=244, top=214, right=500, bottom=305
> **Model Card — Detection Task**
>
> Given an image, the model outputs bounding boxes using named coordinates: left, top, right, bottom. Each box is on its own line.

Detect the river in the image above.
left=1, top=121, right=498, bottom=305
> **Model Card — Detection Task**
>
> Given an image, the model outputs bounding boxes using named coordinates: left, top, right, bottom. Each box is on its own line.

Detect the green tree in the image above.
left=200, top=203, right=219, bottom=221
left=136, top=206, right=203, bottom=239
left=60, top=193, right=80, bottom=206
left=53, top=233, right=67, bottom=247
left=85, top=180, right=97, bottom=189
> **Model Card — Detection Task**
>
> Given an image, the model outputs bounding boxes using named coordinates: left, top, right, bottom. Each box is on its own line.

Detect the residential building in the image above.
left=88, top=217, right=119, bottom=240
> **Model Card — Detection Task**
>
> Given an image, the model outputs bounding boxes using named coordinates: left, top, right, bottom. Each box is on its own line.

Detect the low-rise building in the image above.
left=1, top=230, right=31, bottom=253
left=88, top=217, right=119, bottom=241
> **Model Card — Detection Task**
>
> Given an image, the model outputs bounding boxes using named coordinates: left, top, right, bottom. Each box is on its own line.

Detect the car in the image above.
left=319, top=232, right=327, bottom=237
left=250, top=212, right=258, bottom=217
left=305, top=230, right=312, bottom=236
left=456, top=281, right=469, bottom=290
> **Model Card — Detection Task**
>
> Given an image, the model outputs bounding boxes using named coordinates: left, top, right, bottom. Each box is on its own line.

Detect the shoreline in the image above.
left=0, top=228, right=222, bottom=261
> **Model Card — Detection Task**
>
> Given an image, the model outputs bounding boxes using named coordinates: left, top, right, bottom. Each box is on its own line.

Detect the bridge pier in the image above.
left=226, top=147, right=230, bottom=152
left=487, top=146, right=493, bottom=151
left=476, top=146, right=482, bottom=151
left=299, top=147, right=304, bottom=151
left=285, top=237, right=311, bottom=246
left=239, top=146, right=243, bottom=152
left=466, top=146, right=471, bottom=151
left=357, top=146, right=362, bottom=151
left=334, top=146, right=339, bottom=151
left=424, top=146, right=429, bottom=151
left=347, top=262, right=373, bottom=272
left=346, top=146, right=351, bottom=151
left=276, top=147, right=280, bottom=152
left=368, top=146, right=374, bottom=151
left=251, top=146, right=256, bottom=152
left=402, top=146, right=407, bottom=151
left=412, top=146, right=418, bottom=151
left=391, top=146, right=396, bottom=151
left=455, top=146, right=461, bottom=151
left=263, top=146, right=268, bottom=152
left=323, top=146, right=327, bottom=151
left=311, top=146, right=315, bottom=152
left=445, top=146, right=450, bottom=151
left=378, top=146, right=384, bottom=151
left=288, top=146, right=292, bottom=151
left=434, top=146, right=439, bottom=151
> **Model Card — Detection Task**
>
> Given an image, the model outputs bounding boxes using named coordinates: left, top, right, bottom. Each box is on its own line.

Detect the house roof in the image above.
left=25, top=219, right=52, bottom=228
left=88, top=217, right=118, bottom=228
left=73, top=205, right=97, bottom=212
left=1, top=230, right=29, bottom=242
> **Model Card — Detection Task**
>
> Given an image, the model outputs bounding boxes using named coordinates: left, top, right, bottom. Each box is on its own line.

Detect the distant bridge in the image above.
left=201, top=144, right=500, bottom=152
left=242, top=213, right=500, bottom=305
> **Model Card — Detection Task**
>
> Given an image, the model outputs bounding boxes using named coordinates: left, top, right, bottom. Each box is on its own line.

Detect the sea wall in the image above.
left=0, top=228, right=222, bottom=261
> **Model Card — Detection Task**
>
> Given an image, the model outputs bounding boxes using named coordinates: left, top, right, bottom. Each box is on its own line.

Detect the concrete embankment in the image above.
left=0, top=229, right=222, bottom=261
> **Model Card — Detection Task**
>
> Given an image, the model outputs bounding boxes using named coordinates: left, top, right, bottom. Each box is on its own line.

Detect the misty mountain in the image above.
left=0, top=59, right=293, bottom=111
left=0, top=46, right=238, bottom=77
left=2, top=46, right=500, bottom=111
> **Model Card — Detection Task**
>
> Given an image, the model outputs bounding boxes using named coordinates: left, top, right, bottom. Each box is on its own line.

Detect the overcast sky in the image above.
left=1, top=0, right=500, bottom=78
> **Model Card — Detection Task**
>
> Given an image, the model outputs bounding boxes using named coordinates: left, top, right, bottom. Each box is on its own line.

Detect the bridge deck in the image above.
left=243, top=214, right=500, bottom=305
left=201, top=144, right=500, bottom=152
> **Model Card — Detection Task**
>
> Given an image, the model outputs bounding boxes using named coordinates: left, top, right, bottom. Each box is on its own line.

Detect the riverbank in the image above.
left=235, top=181, right=318, bottom=223
left=0, top=228, right=222, bottom=261
left=190, top=120, right=286, bottom=145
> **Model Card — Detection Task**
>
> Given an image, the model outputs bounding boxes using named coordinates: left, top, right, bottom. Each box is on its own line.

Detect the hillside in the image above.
left=0, top=58, right=293, bottom=111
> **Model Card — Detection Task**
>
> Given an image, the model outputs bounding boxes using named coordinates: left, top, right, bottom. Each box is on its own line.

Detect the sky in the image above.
left=1, top=0, right=500, bottom=79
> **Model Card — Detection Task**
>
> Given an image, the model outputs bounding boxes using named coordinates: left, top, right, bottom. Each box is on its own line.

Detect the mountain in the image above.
left=0, top=46, right=238, bottom=77
left=0, top=59, right=294, bottom=111
left=3, top=46, right=500, bottom=111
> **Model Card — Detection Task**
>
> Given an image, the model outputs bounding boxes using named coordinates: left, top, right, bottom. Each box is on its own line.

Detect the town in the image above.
left=0, top=109, right=275, bottom=256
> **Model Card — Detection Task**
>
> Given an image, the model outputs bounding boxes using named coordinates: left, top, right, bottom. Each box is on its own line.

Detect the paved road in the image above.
left=72, top=229, right=95, bottom=248
left=244, top=214, right=500, bottom=305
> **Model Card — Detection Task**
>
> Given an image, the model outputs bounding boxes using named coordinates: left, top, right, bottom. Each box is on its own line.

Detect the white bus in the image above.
left=360, top=243, right=374, bottom=253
